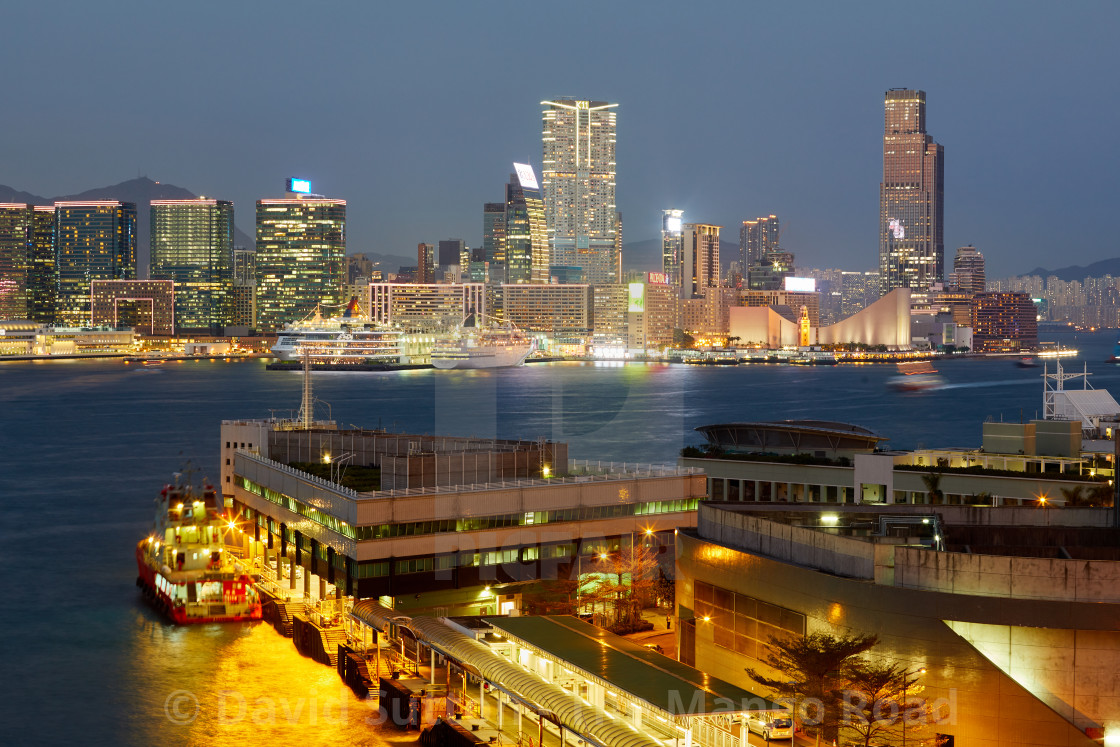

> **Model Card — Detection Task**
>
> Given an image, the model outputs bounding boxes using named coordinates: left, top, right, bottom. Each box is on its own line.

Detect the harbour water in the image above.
left=1, top=329, right=1116, bottom=745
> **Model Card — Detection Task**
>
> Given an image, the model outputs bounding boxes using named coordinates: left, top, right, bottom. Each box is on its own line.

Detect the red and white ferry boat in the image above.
left=135, top=469, right=261, bottom=624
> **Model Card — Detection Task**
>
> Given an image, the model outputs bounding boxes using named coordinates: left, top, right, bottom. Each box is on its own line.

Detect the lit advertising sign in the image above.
left=628, top=282, right=645, bottom=312
left=784, top=277, right=816, bottom=292
left=888, top=218, right=905, bottom=239
left=286, top=178, right=311, bottom=194
left=647, top=272, right=669, bottom=285
left=664, top=216, right=682, bottom=233
left=513, top=163, right=539, bottom=190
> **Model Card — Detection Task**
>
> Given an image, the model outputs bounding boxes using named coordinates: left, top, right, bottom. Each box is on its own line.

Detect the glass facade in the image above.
left=55, top=201, right=137, bottom=327
left=541, top=99, right=619, bottom=284
left=150, top=199, right=234, bottom=332
left=255, top=197, right=346, bottom=332
left=504, top=173, right=549, bottom=284
left=0, top=204, right=33, bottom=320
left=661, top=209, right=683, bottom=287
left=30, top=206, right=56, bottom=322
left=879, top=89, right=944, bottom=294
left=695, top=580, right=806, bottom=661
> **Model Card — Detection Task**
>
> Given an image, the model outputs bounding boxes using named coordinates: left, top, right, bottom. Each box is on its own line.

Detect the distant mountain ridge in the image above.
left=1022, top=259, right=1120, bottom=282
left=0, top=177, right=254, bottom=276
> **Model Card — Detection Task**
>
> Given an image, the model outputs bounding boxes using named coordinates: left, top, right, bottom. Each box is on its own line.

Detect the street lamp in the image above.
left=324, top=452, right=354, bottom=485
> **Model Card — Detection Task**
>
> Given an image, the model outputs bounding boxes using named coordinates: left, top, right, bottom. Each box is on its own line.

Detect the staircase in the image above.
left=292, top=614, right=348, bottom=667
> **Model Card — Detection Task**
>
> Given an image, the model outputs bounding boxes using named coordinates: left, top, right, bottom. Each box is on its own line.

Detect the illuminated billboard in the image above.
left=784, top=277, right=816, bottom=292
left=628, top=282, right=645, bottom=312
left=286, top=178, right=311, bottom=194
left=513, top=163, right=539, bottom=190
left=664, top=216, right=681, bottom=233
left=888, top=218, right=905, bottom=240
left=647, top=272, right=669, bottom=285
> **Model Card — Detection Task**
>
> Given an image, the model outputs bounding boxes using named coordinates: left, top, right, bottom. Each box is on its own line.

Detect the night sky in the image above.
left=3, top=1, right=1116, bottom=276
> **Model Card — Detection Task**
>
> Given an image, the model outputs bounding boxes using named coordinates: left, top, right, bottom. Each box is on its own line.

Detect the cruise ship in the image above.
left=271, top=298, right=403, bottom=364
left=431, top=315, right=535, bottom=369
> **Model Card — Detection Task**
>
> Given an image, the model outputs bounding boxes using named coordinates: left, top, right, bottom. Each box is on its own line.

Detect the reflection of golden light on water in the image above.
left=129, top=612, right=411, bottom=746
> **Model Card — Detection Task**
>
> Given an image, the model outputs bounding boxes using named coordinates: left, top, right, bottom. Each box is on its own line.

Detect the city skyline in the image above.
left=0, top=3, right=1116, bottom=279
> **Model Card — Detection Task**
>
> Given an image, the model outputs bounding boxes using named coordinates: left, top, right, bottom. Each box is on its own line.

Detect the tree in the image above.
left=587, top=545, right=660, bottom=632
left=745, top=632, right=878, bottom=745
left=920, top=470, right=943, bottom=503
left=841, top=662, right=946, bottom=747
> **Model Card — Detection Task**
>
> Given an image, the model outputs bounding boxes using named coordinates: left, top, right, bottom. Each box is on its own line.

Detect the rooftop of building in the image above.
left=485, top=615, right=780, bottom=718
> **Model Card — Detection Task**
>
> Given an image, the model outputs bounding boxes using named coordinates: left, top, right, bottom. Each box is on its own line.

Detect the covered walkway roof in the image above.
left=350, top=601, right=659, bottom=747
left=486, top=615, right=781, bottom=718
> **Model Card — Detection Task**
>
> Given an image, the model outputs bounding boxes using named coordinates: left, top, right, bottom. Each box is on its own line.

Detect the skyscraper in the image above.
left=482, top=202, right=507, bottom=281
left=0, top=204, right=34, bottom=320
left=951, top=245, right=986, bottom=295
left=541, top=98, right=618, bottom=284
left=681, top=223, right=721, bottom=299
left=55, top=201, right=137, bottom=327
left=879, top=89, right=944, bottom=295
left=504, top=164, right=549, bottom=284
left=29, top=205, right=56, bottom=322
left=416, top=243, right=435, bottom=284
left=739, top=215, right=779, bottom=271
left=255, top=189, right=345, bottom=331
left=662, top=210, right=684, bottom=286
left=150, top=198, right=234, bottom=332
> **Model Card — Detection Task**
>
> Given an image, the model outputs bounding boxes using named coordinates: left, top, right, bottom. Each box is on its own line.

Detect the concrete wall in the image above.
left=676, top=530, right=1108, bottom=747
left=817, top=287, right=911, bottom=349
left=894, top=546, right=1120, bottom=603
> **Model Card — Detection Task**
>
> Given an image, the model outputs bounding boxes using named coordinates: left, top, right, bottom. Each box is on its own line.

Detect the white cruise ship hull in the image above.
left=431, top=342, right=533, bottom=369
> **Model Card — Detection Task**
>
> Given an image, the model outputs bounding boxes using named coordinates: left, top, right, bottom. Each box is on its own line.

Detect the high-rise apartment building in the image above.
left=681, top=223, right=721, bottom=299
left=150, top=198, right=234, bottom=332
left=0, top=204, right=34, bottom=320
left=231, top=248, right=256, bottom=329
left=255, top=191, right=346, bottom=331
left=55, top=201, right=137, bottom=327
left=951, top=245, right=986, bottom=295
left=879, top=89, right=944, bottom=294
left=504, top=165, right=549, bottom=284
left=662, top=210, right=684, bottom=287
left=541, top=99, right=619, bottom=284
left=30, top=206, right=56, bottom=322
left=740, top=215, right=779, bottom=271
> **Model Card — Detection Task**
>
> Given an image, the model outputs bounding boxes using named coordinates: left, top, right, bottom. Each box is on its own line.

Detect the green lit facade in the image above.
left=55, top=201, right=136, bottom=327
left=150, top=199, right=234, bottom=332
left=255, top=197, right=346, bottom=331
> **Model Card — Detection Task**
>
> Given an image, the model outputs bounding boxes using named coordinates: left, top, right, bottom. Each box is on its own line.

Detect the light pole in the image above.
left=323, top=452, right=354, bottom=486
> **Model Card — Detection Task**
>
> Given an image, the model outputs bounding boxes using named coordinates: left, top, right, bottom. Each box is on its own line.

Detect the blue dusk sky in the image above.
left=2, top=0, right=1116, bottom=277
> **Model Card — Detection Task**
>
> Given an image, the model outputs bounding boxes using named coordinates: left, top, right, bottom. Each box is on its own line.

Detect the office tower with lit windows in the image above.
left=482, top=202, right=507, bottom=283
left=951, top=245, right=986, bottom=295
left=55, top=201, right=137, bottom=327
left=255, top=190, right=345, bottom=331
left=30, top=206, right=56, bottom=322
left=0, top=204, right=34, bottom=320
left=880, top=89, right=944, bottom=295
left=438, top=239, right=465, bottom=269
left=416, top=243, right=435, bottom=284
left=231, top=248, right=256, bottom=329
left=662, top=210, right=684, bottom=286
left=150, top=198, right=234, bottom=332
left=681, top=223, right=721, bottom=299
left=504, top=164, right=549, bottom=284
left=541, top=98, right=619, bottom=284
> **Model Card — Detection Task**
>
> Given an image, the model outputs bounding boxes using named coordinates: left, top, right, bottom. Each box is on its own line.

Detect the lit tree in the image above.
left=588, top=544, right=660, bottom=631
left=841, top=661, right=946, bottom=747
left=745, top=632, right=878, bottom=746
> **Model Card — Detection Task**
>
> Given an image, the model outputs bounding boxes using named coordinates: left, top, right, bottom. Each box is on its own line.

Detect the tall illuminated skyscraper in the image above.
left=151, top=198, right=234, bottom=332
left=0, top=204, right=34, bottom=320
left=740, top=215, right=779, bottom=271
left=541, top=98, right=618, bottom=284
left=30, top=205, right=56, bottom=322
left=681, top=223, right=721, bottom=299
left=55, top=201, right=137, bottom=326
left=880, top=88, right=943, bottom=295
left=255, top=184, right=345, bottom=331
left=662, top=210, right=684, bottom=286
left=505, top=164, right=549, bottom=284
left=950, top=245, right=986, bottom=295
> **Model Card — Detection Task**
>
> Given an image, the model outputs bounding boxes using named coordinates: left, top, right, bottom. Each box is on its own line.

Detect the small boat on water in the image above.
left=887, top=360, right=946, bottom=392
left=1108, top=340, right=1120, bottom=364
left=1015, top=356, right=1039, bottom=368
left=135, top=468, right=261, bottom=624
